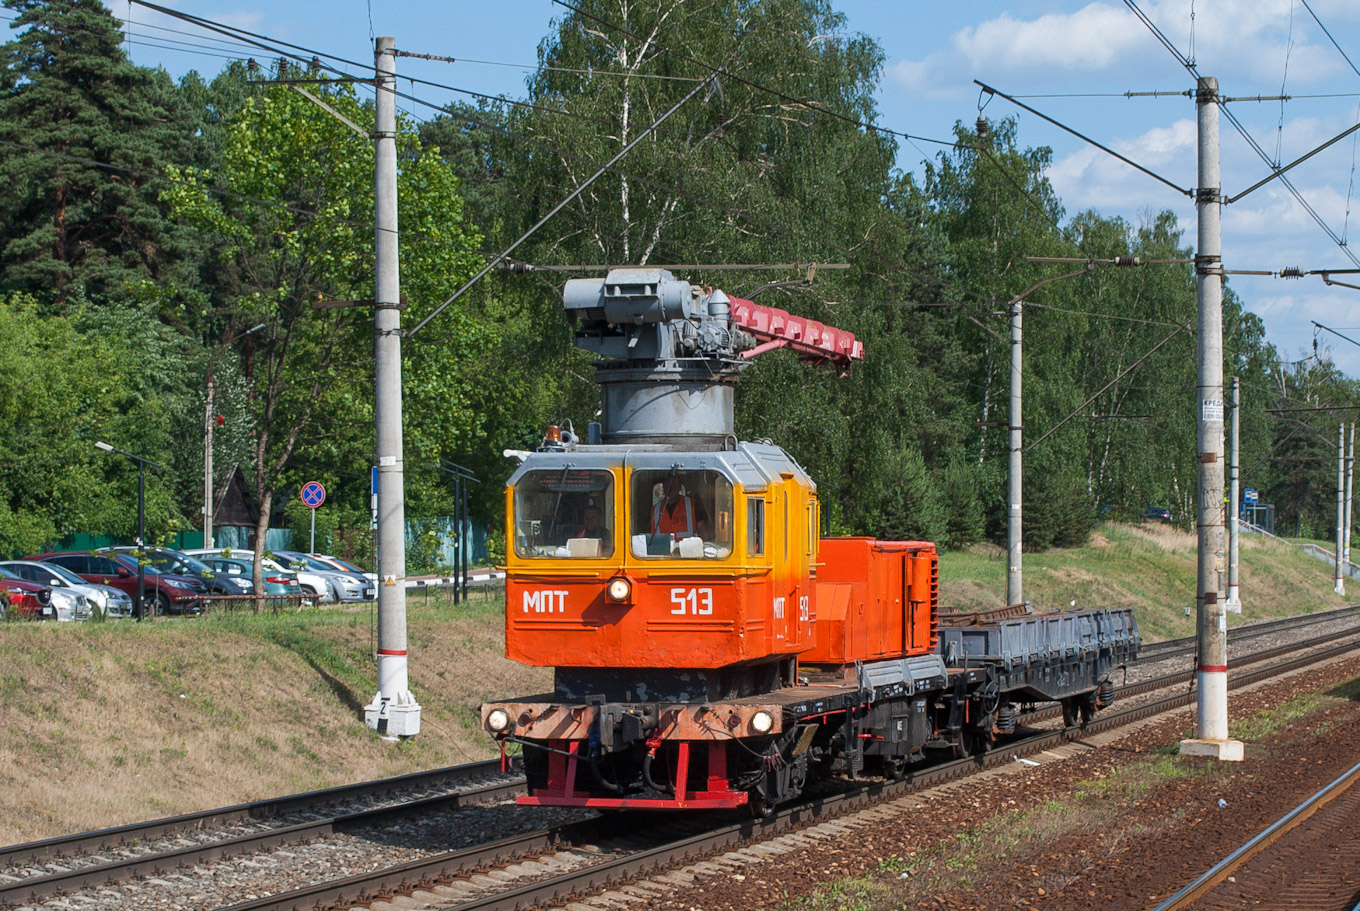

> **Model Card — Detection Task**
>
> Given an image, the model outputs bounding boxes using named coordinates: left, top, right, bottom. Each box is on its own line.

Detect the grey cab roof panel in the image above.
left=505, top=440, right=814, bottom=494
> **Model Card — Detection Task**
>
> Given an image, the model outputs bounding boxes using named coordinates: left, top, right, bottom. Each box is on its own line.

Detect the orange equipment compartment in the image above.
left=805, top=537, right=938, bottom=665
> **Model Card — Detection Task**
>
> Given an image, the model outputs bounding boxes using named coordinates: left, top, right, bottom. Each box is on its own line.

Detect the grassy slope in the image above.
left=941, top=522, right=1343, bottom=641
left=0, top=522, right=1347, bottom=842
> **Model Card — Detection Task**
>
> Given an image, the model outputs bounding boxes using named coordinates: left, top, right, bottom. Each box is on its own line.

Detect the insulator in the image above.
left=1279, top=266, right=1304, bottom=279
left=976, top=116, right=989, bottom=139
left=1114, top=256, right=1141, bottom=267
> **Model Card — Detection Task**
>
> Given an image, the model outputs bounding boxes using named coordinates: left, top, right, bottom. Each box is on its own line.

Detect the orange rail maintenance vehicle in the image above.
left=481, top=269, right=1139, bottom=814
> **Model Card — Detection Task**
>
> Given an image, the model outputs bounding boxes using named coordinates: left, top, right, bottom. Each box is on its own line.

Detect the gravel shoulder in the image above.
left=624, top=653, right=1360, bottom=911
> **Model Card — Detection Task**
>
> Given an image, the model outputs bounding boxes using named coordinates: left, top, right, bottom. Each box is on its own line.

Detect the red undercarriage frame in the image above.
left=516, top=739, right=749, bottom=810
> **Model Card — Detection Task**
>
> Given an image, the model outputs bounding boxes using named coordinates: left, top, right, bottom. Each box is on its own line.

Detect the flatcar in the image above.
left=480, top=268, right=1140, bottom=814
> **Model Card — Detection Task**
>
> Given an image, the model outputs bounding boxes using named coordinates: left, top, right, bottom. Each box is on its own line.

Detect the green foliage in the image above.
left=164, top=68, right=482, bottom=559
left=0, top=0, right=1327, bottom=561
left=0, top=0, right=206, bottom=308
left=0, top=293, right=197, bottom=553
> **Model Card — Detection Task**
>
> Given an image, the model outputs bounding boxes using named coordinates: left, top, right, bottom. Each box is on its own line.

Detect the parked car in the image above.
left=0, top=564, right=89, bottom=620
left=274, top=550, right=374, bottom=602
left=0, top=574, right=53, bottom=619
left=23, top=551, right=205, bottom=616
left=107, top=547, right=248, bottom=597
left=196, top=555, right=303, bottom=598
left=310, top=554, right=378, bottom=585
left=1, top=559, right=134, bottom=618
left=1143, top=506, right=1173, bottom=523
left=184, top=548, right=334, bottom=602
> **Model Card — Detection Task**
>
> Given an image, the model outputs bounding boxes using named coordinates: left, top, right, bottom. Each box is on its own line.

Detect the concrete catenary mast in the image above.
left=364, top=35, right=420, bottom=739
left=1180, top=76, right=1242, bottom=762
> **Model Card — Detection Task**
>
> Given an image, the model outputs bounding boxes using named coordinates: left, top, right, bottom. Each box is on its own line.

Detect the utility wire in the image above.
left=1122, top=0, right=1360, bottom=269
left=398, top=49, right=706, bottom=83
left=1300, top=0, right=1360, bottom=81
left=406, top=74, right=719, bottom=337
left=1025, top=322, right=1190, bottom=454
left=977, top=81, right=1191, bottom=197
left=549, top=0, right=958, bottom=149
left=120, top=1, right=1071, bottom=323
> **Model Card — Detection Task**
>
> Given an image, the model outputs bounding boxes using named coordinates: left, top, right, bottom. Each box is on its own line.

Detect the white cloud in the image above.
left=953, top=5, right=1146, bottom=73
left=886, top=1, right=1359, bottom=105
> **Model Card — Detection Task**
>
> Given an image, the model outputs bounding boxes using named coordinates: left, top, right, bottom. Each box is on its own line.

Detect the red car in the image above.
left=0, top=576, right=53, bottom=619
left=22, top=551, right=205, bottom=615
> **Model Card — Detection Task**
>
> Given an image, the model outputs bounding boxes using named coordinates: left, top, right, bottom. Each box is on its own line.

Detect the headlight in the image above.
left=751, top=711, right=775, bottom=734
left=229, top=577, right=251, bottom=588
left=340, top=576, right=361, bottom=586
left=606, top=577, right=631, bottom=602
left=486, top=708, right=511, bottom=732
left=51, top=589, right=77, bottom=609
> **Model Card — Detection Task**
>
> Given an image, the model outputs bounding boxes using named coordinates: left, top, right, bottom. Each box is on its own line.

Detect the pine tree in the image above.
left=0, top=0, right=203, bottom=305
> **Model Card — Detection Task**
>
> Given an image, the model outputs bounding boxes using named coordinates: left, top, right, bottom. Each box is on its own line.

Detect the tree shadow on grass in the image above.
left=295, top=652, right=365, bottom=714
left=1325, top=676, right=1360, bottom=702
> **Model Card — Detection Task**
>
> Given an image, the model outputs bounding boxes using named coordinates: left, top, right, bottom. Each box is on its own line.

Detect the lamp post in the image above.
left=435, top=461, right=479, bottom=604
left=95, top=441, right=164, bottom=620
left=204, top=322, right=266, bottom=550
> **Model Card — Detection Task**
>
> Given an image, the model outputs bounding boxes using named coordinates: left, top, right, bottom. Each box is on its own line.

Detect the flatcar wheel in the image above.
left=1079, top=699, right=1096, bottom=725
left=1061, top=698, right=1080, bottom=727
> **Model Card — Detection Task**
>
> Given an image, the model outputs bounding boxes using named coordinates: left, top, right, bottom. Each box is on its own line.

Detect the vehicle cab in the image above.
left=505, top=441, right=819, bottom=672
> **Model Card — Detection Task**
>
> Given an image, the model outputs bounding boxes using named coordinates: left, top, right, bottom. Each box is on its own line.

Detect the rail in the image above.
left=211, top=629, right=1360, bottom=911
left=0, top=758, right=518, bottom=870
left=1150, top=759, right=1360, bottom=911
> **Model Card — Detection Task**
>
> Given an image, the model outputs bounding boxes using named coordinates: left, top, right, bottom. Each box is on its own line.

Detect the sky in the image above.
left=87, top=0, right=1360, bottom=376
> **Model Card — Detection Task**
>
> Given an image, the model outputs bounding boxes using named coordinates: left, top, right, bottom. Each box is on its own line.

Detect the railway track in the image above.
left=213, top=626, right=1360, bottom=911
left=1134, top=602, right=1360, bottom=663
left=0, top=761, right=524, bottom=907
left=1151, top=759, right=1360, bottom=911
left=7, top=606, right=1357, bottom=911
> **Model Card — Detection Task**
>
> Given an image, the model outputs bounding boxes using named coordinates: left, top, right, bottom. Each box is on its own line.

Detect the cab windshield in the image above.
left=514, top=468, right=615, bottom=559
left=630, top=468, right=734, bottom=559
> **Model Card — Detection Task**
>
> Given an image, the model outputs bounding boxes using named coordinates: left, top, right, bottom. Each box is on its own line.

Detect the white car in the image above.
left=0, top=561, right=112, bottom=619
left=184, top=549, right=334, bottom=602
left=310, top=554, right=378, bottom=585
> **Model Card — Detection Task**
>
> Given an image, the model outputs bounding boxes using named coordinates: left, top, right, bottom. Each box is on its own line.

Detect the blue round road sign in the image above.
left=301, top=481, right=326, bottom=509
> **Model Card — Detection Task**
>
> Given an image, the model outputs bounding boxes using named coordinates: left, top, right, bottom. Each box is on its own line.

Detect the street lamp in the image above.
left=95, top=441, right=164, bottom=620
left=204, top=322, right=266, bottom=549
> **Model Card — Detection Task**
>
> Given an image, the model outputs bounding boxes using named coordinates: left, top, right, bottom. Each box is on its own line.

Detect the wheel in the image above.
left=1061, top=698, right=1080, bottom=727
left=156, top=592, right=172, bottom=616
left=1079, top=699, right=1097, bottom=725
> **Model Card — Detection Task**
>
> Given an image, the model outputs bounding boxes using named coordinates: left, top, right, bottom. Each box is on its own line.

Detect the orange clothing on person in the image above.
left=653, top=496, right=695, bottom=537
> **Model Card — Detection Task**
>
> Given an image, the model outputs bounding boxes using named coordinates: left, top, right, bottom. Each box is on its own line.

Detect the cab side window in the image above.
left=747, top=499, right=765, bottom=556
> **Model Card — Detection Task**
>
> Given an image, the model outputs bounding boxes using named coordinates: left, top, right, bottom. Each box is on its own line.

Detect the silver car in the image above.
left=274, top=551, right=375, bottom=602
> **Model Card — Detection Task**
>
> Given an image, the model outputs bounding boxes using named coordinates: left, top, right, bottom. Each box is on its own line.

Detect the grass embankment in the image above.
left=0, top=522, right=1348, bottom=842
left=941, top=521, right=1343, bottom=640
left=0, top=588, right=547, bottom=843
